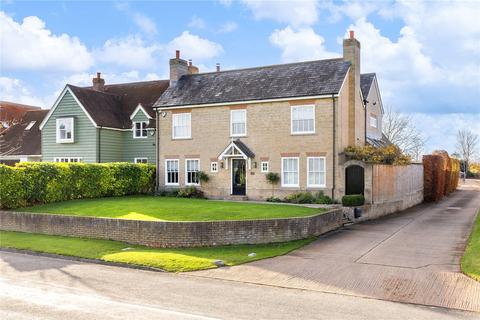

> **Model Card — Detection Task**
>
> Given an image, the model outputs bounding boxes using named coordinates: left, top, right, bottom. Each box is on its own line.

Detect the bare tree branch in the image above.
left=382, top=106, right=426, bottom=161
left=456, top=129, right=479, bottom=172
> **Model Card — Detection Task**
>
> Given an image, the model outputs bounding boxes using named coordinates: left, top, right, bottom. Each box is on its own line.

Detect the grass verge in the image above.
left=0, top=231, right=314, bottom=272
left=14, top=195, right=322, bottom=222
left=461, top=210, right=480, bottom=281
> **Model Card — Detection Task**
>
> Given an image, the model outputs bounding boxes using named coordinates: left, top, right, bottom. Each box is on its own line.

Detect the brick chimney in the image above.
left=169, top=50, right=189, bottom=86
left=343, top=30, right=364, bottom=145
left=92, top=72, right=105, bottom=91
left=188, top=59, right=199, bottom=74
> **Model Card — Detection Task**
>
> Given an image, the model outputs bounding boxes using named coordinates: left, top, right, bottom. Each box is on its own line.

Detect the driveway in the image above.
left=193, top=180, right=480, bottom=312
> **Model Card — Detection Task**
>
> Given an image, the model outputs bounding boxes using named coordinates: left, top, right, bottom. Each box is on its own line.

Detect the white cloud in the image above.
left=218, top=0, right=233, bottom=6
left=410, top=113, right=480, bottom=155
left=218, top=21, right=238, bottom=33
left=270, top=26, right=337, bottom=62
left=167, top=31, right=223, bottom=62
left=0, top=11, right=93, bottom=72
left=132, top=12, right=157, bottom=35
left=188, top=16, right=206, bottom=29
left=0, top=76, right=45, bottom=106
left=241, top=0, right=319, bottom=26
left=94, top=36, right=162, bottom=69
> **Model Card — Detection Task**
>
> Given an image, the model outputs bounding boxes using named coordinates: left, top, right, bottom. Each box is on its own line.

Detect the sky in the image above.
left=1, top=0, right=479, bottom=155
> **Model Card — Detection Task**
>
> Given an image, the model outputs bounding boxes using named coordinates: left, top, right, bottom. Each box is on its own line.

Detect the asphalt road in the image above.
left=0, top=250, right=478, bottom=320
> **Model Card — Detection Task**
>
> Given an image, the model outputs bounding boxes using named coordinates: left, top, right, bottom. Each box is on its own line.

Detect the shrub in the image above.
left=314, top=191, right=334, bottom=204
left=158, top=189, right=180, bottom=197
left=284, top=192, right=316, bottom=204
left=197, top=171, right=210, bottom=183
left=0, top=162, right=156, bottom=209
left=266, top=196, right=282, bottom=203
left=265, top=172, right=280, bottom=198
left=342, top=194, right=365, bottom=207
left=344, top=145, right=411, bottom=165
left=177, top=186, right=204, bottom=199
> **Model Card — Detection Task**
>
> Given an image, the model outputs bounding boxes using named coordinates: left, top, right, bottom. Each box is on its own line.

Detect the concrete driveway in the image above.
left=193, top=180, right=480, bottom=312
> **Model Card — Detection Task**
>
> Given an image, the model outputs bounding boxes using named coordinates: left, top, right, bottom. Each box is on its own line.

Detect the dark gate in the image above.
left=345, top=165, right=365, bottom=195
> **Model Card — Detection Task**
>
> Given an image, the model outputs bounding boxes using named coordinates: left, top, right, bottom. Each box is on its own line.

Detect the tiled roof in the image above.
left=233, top=139, right=255, bottom=158
left=154, top=58, right=351, bottom=108
left=360, top=73, right=375, bottom=98
left=0, top=109, right=48, bottom=156
left=67, top=80, right=169, bottom=129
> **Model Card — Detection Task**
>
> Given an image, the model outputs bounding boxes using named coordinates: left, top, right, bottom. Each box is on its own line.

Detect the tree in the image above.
left=265, top=172, right=280, bottom=198
left=456, top=129, right=479, bottom=174
left=382, top=106, right=426, bottom=161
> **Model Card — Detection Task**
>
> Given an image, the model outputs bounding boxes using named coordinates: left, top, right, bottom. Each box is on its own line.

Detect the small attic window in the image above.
left=25, top=121, right=36, bottom=130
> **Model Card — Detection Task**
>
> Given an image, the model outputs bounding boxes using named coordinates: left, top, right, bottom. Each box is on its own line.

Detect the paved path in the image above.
left=0, top=251, right=477, bottom=320
left=193, top=180, right=480, bottom=312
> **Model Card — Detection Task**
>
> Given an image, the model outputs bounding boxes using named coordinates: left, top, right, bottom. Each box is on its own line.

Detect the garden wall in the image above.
left=0, top=209, right=343, bottom=248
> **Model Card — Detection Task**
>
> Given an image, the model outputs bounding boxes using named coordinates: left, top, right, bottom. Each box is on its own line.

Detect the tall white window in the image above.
left=291, top=105, right=315, bottom=134
left=56, top=118, right=74, bottom=143
left=307, top=157, right=326, bottom=187
left=230, top=109, right=246, bottom=136
left=370, top=115, right=378, bottom=128
left=172, top=113, right=191, bottom=139
left=165, top=159, right=179, bottom=185
left=185, top=159, right=200, bottom=185
left=134, top=122, right=148, bottom=138
left=281, top=157, right=299, bottom=187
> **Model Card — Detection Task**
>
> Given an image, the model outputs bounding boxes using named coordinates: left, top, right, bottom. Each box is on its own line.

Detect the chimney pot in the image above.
left=175, top=50, right=180, bottom=59
left=96, top=72, right=101, bottom=79
left=216, top=63, right=220, bottom=72
left=349, top=30, right=355, bottom=39
left=188, top=59, right=192, bottom=67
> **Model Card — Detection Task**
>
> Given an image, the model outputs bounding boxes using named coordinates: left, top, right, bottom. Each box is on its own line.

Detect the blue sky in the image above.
left=1, top=0, right=479, bottom=155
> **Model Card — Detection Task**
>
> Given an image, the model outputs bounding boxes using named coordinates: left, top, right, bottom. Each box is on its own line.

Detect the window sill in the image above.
left=230, top=135, right=247, bottom=138
left=133, top=136, right=148, bottom=139
left=56, top=140, right=74, bottom=144
left=172, top=137, right=192, bottom=140
left=291, top=132, right=316, bottom=136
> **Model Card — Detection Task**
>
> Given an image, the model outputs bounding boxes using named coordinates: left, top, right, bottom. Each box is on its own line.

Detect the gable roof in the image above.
left=41, top=80, right=169, bottom=130
left=154, top=58, right=351, bottom=108
left=0, top=109, right=48, bottom=156
left=360, top=73, right=376, bottom=98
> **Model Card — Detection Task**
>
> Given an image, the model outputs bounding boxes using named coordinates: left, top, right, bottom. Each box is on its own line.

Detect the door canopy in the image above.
left=218, top=139, right=255, bottom=169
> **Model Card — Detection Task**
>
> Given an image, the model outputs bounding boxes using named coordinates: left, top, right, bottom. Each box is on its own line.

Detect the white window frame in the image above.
left=369, top=115, right=378, bottom=128
left=56, top=118, right=74, bottom=143
left=133, top=121, right=148, bottom=139
left=210, top=161, right=218, bottom=173
left=25, top=121, right=36, bottom=130
left=230, top=109, right=247, bottom=137
left=134, top=157, right=148, bottom=164
left=185, top=159, right=200, bottom=186
left=281, top=157, right=299, bottom=187
left=172, top=113, right=191, bottom=139
left=291, top=105, right=315, bottom=135
left=261, top=161, right=269, bottom=173
left=54, top=157, right=82, bottom=163
left=307, top=157, right=326, bottom=188
left=165, top=159, right=180, bottom=186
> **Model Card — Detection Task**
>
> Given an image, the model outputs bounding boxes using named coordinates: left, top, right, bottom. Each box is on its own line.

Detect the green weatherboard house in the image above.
left=39, top=73, right=169, bottom=163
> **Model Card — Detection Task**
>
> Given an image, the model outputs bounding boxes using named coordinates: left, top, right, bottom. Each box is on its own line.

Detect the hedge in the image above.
left=423, top=151, right=460, bottom=202
left=342, top=194, right=365, bottom=207
left=0, top=162, right=156, bottom=209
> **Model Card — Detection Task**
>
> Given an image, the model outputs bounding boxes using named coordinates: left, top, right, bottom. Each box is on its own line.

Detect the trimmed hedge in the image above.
left=342, top=194, right=365, bottom=207
left=423, top=151, right=460, bottom=202
left=0, top=162, right=156, bottom=209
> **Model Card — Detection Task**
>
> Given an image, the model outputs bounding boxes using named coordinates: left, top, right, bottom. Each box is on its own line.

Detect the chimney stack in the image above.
left=188, top=59, right=199, bottom=74
left=216, top=63, right=220, bottom=72
left=169, top=50, right=189, bottom=86
left=92, top=72, right=105, bottom=91
left=343, top=30, right=363, bottom=145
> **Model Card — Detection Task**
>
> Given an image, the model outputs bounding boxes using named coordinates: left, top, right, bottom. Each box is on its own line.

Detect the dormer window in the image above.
left=25, top=121, right=36, bottom=130
left=56, top=118, right=74, bottom=143
left=134, top=121, right=148, bottom=138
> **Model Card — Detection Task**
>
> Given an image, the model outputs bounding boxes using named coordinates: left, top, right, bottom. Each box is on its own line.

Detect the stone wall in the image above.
left=0, top=209, right=343, bottom=248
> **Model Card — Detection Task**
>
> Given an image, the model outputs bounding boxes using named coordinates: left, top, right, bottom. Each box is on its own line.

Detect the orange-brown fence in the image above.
left=423, top=151, right=460, bottom=202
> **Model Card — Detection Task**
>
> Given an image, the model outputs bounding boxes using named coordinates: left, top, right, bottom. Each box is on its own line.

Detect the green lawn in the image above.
left=462, top=210, right=480, bottom=281
left=15, top=196, right=322, bottom=221
left=0, top=231, right=314, bottom=272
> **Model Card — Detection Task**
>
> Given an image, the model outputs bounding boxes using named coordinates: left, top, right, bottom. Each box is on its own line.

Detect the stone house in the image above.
left=39, top=75, right=169, bottom=163
left=153, top=31, right=385, bottom=200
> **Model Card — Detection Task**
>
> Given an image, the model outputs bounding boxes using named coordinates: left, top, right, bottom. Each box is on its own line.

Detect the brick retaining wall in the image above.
left=0, top=209, right=342, bottom=248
